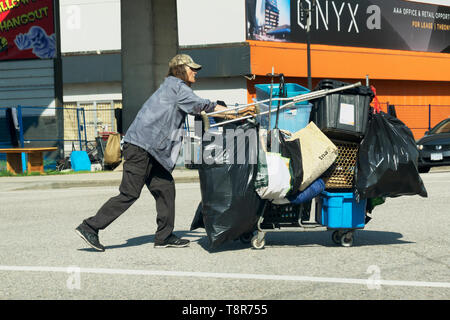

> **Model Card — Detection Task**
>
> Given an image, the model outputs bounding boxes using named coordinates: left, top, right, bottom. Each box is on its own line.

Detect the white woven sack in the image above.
left=288, top=122, right=338, bottom=191
left=256, top=152, right=291, bottom=200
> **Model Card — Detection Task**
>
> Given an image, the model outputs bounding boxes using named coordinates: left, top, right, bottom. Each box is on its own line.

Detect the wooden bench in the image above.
left=0, top=147, right=58, bottom=174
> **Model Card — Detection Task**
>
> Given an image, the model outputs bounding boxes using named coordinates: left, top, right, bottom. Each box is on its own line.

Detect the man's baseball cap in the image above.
left=169, top=54, right=202, bottom=70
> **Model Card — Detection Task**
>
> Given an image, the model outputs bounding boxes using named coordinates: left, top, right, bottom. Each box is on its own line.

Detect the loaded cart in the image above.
left=250, top=139, right=366, bottom=249
left=196, top=79, right=376, bottom=250
left=248, top=190, right=367, bottom=249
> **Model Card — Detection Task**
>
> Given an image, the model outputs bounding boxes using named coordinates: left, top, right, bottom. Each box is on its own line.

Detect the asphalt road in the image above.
left=0, top=171, right=449, bottom=302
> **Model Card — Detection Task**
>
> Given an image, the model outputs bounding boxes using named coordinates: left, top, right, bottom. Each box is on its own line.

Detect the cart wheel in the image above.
left=251, top=235, right=265, bottom=250
left=340, top=233, right=353, bottom=247
left=331, top=231, right=341, bottom=245
left=240, top=232, right=254, bottom=244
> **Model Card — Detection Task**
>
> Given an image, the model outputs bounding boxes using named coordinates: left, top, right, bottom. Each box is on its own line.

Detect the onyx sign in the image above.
left=246, top=0, right=450, bottom=53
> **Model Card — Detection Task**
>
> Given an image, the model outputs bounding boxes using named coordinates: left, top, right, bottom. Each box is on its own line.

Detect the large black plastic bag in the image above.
left=355, top=112, right=428, bottom=200
left=195, top=122, right=265, bottom=249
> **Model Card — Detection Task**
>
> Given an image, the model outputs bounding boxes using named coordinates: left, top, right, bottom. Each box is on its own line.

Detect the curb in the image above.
left=2, top=175, right=199, bottom=192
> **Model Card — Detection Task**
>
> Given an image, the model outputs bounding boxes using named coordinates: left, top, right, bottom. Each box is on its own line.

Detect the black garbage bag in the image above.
left=190, top=202, right=204, bottom=231
left=194, top=121, right=266, bottom=249
left=355, top=111, right=428, bottom=200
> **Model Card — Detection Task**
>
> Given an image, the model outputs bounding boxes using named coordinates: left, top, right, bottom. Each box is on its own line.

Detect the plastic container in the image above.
left=255, top=83, right=310, bottom=106
left=316, top=191, right=366, bottom=229
left=255, top=83, right=312, bottom=132
left=260, top=202, right=307, bottom=227
left=310, top=79, right=373, bottom=142
left=255, top=102, right=313, bottom=133
left=311, top=94, right=370, bottom=142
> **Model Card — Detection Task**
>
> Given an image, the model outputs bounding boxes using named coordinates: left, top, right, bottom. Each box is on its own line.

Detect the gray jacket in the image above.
left=124, top=76, right=216, bottom=172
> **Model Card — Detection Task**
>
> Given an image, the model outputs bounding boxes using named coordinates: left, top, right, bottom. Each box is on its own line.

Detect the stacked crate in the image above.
left=310, top=80, right=374, bottom=230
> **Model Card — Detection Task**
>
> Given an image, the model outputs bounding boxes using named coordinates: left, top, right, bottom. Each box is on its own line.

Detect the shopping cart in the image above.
left=200, top=81, right=367, bottom=249
left=244, top=190, right=367, bottom=249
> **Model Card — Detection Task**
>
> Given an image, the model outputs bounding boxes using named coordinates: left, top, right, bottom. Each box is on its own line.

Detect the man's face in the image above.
left=185, top=65, right=197, bottom=84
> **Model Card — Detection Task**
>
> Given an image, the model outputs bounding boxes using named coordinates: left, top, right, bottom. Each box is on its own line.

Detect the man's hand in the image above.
left=237, top=105, right=257, bottom=117
left=212, top=104, right=257, bottom=120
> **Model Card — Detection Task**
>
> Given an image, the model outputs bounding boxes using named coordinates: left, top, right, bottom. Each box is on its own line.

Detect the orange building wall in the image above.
left=246, top=41, right=450, bottom=139
left=247, top=40, right=450, bottom=82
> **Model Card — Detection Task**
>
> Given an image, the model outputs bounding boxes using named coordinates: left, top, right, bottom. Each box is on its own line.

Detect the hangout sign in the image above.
left=246, top=0, right=450, bottom=53
left=0, top=0, right=55, bottom=60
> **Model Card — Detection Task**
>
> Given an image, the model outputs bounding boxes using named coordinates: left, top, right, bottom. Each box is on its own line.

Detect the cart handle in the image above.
left=201, top=81, right=362, bottom=130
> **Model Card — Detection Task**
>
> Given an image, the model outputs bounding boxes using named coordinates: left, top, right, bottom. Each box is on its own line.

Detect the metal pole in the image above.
left=53, top=0, right=64, bottom=161
left=17, top=105, right=24, bottom=148
left=428, top=104, right=431, bottom=131
left=82, top=107, right=88, bottom=151
left=304, top=0, right=316, bottom=90
left=306, top=5, right=312, bottom=90
left=268, top=67, right=274, bottom=130
left=76, top=107, right=82, bottom=150
left=17, top=105, right=26, bottom=173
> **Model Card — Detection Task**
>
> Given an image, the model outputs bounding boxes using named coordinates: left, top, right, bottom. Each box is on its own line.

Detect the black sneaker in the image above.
left=154, top=234, right=190, bottom=248
left=75, top=224, right=105, bottom=252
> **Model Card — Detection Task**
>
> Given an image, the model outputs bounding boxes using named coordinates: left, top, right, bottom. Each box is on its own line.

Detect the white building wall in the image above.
left=177, top=0, right=246, bottom=46
left=60, top=0, right=122, bottom=102
left=192, top=77, right=248, bottom=106
left=60, top=0, right=121, bottom=53
left=177, top=0, right=248, bottom=135
left=63, top=82, right=122, bottom=103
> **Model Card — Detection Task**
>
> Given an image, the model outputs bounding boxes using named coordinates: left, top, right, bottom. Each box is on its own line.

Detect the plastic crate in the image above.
left=322, top=140, right=359, bottom=189
left=256, top=102, right=312, bottom=132
left=255, top=83, right=310, bottom=106
left=317, top=191, right=366, bottom=229
left=260, top=202, right=311, bottom=228
left=255, top=83, right=311, bottom=132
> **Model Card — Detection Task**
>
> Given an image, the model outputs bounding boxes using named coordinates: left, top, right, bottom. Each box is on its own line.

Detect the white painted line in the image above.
left=0, top=265, right=449, bottom=289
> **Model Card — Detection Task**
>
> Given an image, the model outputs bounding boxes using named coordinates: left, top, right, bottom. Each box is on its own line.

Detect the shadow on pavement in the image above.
left=77, top=229, right=412, bottom=252
left=78, top=230, right=206, bottom=252
left=262, top=229, right=413, bottom=248
left=197, top=229, right=413, bottom=253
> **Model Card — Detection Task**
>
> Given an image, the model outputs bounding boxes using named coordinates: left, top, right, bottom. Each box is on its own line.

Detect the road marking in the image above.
left=0, top=265, right=449, bottom=289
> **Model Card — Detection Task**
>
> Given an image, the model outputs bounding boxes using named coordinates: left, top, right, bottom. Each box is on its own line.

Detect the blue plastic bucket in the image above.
left=317, top=191, right=366, bottom=229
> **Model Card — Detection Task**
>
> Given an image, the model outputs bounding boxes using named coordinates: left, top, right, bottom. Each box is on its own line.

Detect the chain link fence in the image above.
left=380, top=102, right=450, bottom=139
left=63, top=100, right=122, bottom=155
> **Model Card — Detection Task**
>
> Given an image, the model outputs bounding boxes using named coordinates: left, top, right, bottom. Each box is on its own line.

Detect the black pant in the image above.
left=84, top=143, right=176, bottom=243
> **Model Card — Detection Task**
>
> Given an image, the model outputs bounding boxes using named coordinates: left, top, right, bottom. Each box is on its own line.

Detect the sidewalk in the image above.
left=1, top=165, right=449, bottom=193
left=0, top=167, right=199, bottom=192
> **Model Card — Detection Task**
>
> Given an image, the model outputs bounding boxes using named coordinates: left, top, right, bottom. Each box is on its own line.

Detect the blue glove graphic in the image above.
left=14, top=26, right=56, bottom=58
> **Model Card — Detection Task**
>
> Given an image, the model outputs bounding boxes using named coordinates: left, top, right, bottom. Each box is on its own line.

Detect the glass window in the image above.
left=432, top=120, right=450, bottom=134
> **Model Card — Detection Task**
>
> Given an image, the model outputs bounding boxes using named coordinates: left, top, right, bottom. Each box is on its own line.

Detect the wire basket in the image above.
left=322, top=140, right=359, bottom=189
